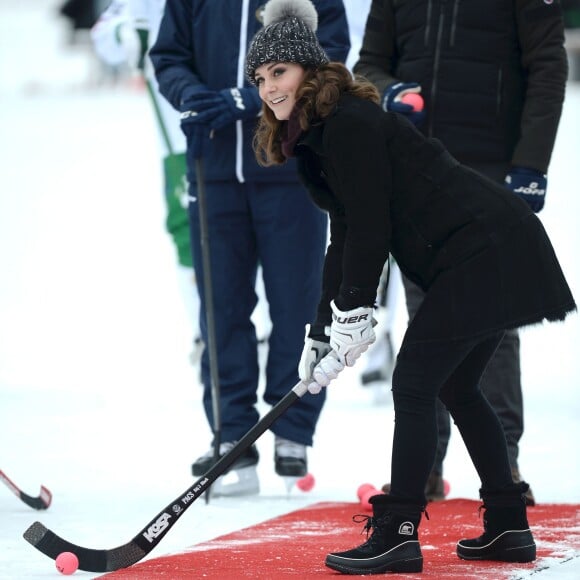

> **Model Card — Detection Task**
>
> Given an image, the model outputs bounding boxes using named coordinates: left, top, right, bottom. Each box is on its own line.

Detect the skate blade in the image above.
left=281, top=473, right=315, bottom=495
left=211, top=466, right=259, bottom=497
left=282, top=476, right=299, bottom=495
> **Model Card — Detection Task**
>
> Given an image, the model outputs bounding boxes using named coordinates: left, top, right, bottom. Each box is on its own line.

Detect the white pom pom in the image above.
left=263, top=0, right=319, bottom=32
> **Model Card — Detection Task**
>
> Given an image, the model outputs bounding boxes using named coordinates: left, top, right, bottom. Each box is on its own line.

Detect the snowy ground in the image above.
left=1, top=2, right=579, bottom=579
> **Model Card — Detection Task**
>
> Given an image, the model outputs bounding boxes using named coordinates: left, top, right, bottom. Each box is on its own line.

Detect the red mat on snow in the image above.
left=101, top=499, right=580, bottom=579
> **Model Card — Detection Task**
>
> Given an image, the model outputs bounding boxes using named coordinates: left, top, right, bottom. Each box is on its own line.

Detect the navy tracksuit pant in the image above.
left=188, top=179, right=328, bottom=447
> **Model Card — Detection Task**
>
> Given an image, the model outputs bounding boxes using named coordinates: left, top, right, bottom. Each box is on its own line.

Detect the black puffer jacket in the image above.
left=295, top=95, right=575, bottom=342
left=354, top=0, right=568, bottom=175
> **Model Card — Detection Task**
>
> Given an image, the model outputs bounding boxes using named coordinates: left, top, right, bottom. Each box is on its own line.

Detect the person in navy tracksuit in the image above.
left=150, top=0, right=350, bottom=493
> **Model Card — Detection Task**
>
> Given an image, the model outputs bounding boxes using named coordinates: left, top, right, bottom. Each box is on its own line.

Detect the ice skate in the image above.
left=192, top=442, right=260, bottom=497
left=457, top=482, right=536, bottom=562
left=211, top=465, right=260, bottom=497
left=274, top=437, right=307, bottom=492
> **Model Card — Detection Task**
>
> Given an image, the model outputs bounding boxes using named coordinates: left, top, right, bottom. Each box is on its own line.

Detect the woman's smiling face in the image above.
left=254, top=62, right=306, bottom=120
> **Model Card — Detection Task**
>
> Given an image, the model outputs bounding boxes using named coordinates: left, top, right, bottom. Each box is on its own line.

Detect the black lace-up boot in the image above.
left=457, top=482, right=536, bottom=562
left=325, top=494, right=425, bottom=575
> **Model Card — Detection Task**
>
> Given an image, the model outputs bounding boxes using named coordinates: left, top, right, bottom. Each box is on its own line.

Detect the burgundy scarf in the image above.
left=280, top=106, right=303, bottom=159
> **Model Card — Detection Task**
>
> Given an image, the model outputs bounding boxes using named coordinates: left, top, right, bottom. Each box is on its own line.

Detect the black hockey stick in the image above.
left=194, top=157, right=222, bottom=504
left=149, top=85, right=224, bottom=492
left=0, top=469, right=52, bottom=510
left=23, top=380, right=309, bottom=573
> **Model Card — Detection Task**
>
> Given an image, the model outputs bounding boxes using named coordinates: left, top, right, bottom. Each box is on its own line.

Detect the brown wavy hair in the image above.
left=253, top=62, right=380, bottom=166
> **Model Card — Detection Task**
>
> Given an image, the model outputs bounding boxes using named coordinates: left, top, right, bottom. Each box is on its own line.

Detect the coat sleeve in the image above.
left=323, top=111, right=392, bottom=311
left=149, top=0, right=205, bottom=110
left=316, top=211, right=347, bottom=325
left=511, top=0, right=568, bottom=173
left=314, top=0, right=351, bottom=64
left=352, top=0, right=398, bottom=94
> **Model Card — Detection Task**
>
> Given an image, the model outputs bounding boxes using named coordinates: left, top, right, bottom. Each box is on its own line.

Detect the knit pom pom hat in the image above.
left=245, top=0, right=329, bottom=83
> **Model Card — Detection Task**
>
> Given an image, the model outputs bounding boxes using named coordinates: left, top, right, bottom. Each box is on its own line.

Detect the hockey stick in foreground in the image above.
left=0, top=469, right=52, bottom=510
left=23, top=380, right=309, bottom=573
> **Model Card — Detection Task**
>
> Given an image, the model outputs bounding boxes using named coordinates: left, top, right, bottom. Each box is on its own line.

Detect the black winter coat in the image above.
left=294, top=95, right=575, bottom=342
left=353, top=0, right=568, bottom=175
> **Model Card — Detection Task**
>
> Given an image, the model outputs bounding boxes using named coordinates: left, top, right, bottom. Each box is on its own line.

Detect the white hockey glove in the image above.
left=329, top=300, right=376, bottom=367
left=309, top=351, right=345, bottom=394
left=298, top=324, right=345, bottom=394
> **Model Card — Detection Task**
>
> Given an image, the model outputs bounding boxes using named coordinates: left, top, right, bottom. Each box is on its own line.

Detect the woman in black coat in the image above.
left=246, top=0, right=576, bottom=575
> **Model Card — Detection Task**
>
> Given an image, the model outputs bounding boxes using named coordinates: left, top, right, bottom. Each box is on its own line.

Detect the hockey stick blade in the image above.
left=23, top=381, right=308, bottom=572
left=0, top=470, right=52, bottom=510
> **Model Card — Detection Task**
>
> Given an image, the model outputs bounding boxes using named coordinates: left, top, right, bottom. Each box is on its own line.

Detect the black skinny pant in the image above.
left=402, top=275, right=523, bottom=472
left=389, top=331, right=514, bottom=502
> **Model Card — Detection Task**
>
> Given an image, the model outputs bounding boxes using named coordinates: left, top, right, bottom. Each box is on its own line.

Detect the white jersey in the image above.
left=344, top=0, right=373, bottom=71
left=128, top=0, right=166, bottom=80
left=91, top=0, right=185, bottom=156
left=90, top=0, right=130, bottom=67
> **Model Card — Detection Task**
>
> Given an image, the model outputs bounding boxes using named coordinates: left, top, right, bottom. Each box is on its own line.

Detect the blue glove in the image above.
left=179, top=86, right=220, bottom=159
left=179, top=123, right=210, bottom=160
left=178, top=86, right=261, bottom=156
left=505, top=167, right=547, bottom=213
left=382, top=82, right=426, bottom=126
left=206, top=87, right=262, bottom=131
left=181, top=87, right=261, bottom=130
left=179, top=88, right=224, bottom=127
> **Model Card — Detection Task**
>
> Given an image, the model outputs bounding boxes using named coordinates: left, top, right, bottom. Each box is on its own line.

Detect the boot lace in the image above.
left=352, top=514, right=391, bottom=539
left=352, top=507, right=430, bottom=539
left=477, top=503, right=490, bottom=531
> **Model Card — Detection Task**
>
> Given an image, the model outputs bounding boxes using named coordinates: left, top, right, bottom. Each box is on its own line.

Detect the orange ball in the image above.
left=361, top=487, right=384, bottom=510
left=401, top=92, right=424, bottom=112
left=357, top=483, right=374, bottom=501
left=55, top=552, right=79, bottom=575
left=296, top=472, right=315, bottom=492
